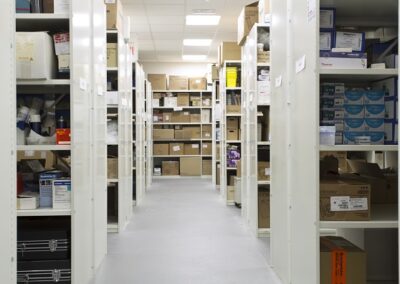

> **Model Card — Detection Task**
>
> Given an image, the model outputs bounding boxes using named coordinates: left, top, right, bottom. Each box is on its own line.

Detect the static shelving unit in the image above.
left=12, top=2, right=108, bottom=283
left=242, top=24, right=271, bottom=238
left=220, top=61, right=242, bottom=205
left=270, top=0, right=400, bottom=283
left=106, top=11, right=133, bottom=234
left=132, top=63, right=146, bottom=205
left=145, top=80, right=153, bottom=188
left=152, top=89, right=213, bottom=178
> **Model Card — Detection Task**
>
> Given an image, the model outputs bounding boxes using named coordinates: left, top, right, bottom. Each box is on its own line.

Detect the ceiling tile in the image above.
left=145, top=5, right=185, bottom=16
left=147, top=15, right=185, bottom=25
left=152, top=32, right=184, bottom=40
left=150, top=24, right=184, bottom=33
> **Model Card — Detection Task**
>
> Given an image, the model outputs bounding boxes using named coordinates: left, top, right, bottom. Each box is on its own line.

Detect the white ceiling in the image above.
left=121, top=0, right=254, bottom=63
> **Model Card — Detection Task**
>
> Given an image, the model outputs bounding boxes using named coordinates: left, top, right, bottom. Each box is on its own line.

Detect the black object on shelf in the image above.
left=17, top=260, right=71, bottom=283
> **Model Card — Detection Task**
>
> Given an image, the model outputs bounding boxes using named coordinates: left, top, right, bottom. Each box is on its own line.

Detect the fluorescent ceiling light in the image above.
left=186, top=15, right=221, bottom=26
left=182, top=55, right=207, bottom=61
left=183, top=39, right=212, bottom=46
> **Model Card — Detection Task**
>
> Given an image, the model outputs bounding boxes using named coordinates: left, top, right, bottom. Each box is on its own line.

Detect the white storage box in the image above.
left=164, top=97, right=177, bottom=108
left=320, top=126, right=336, bottom=145
left=54, top=0, right=70, bottom=14
left=16, top=32, right=56, bottom=79
left=234, top=177, right=241, bottom=204
left=320, top=51, right=367, bottom=69
left=17, top=193, right=39, bottom=210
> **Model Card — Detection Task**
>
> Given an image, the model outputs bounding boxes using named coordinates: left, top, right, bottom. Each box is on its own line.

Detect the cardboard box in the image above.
left=202, top=142, right=212, bottom=155
left=320, top=178, right=370, bottom=221
left=227, top=129, right=239, bottom=140
left=218, top=42, right=241, bottom=66
left=190, top=96, right=202, bottom=107
left=201, top=109, right=211, bottom=123
left=347, top=160, right=398, bottom=205
left=184, top=143, right=200, bottom=155
left=189, top=77, right=207, bottom=90
left=16, top=32, right=56, bottom=80
left=320, top=151, right=348, bottom=172
left=162, top=161, right=179, bottom=176
left=258, top=0, right=271, bottom=23
left=107, top=43, right=118, bottom=68
left=175, top=129, right=184, bottom=139
left=202, top=160, right=212, bottom=175
left=227, top=186, right=235, bottom=201
left=52, top=179, right=71, bottom=209
left=216, top=144, right=221, bottom=160
left=258, top=162, right=270, bottom=181
left=335, top=31, right=366, bottom=52
left=190, top=113, right=201, bottom=123
left=236, top=160, right=241, bottom=177
left=202, top=125, right=212, bottom=139
left=17, top=151, right=55, bottom=170
left=162, top=112, right=172, bottom=122
left=180, top=157, right=202, bottom=176
left=320, top=51, right=367, bottom=69
left=153, top=129, right=174, bottom=140
left=320, top=236, right=366, bottom=284
left=212, top=65, right=219, bottom=80
left=226, top=105, right=241, bottom=113
left=171, top=111, right=190, bottom=123
left=227, top=117, right=239, bottom=129
left=107, top=158, right=118, bottom=179
left=237, top=2, right=259, bottom=46
left=184, top=127, right=201, bottom=139
left=258, top=190, right=270, bottom=228
left=177, top=93, right=190, bottom=106
left=153, top=144, right=169, bottom=156
left=169, top=143, right=184, bottom=155
left=202, top=96, right=212, bottom=107
left=106, top=1, right=122, bottom=30
left=53, top=32, right=69, bottom=56
left=169, top=76, right=188, bottom=90
left=148, top=74, right=167, bottom=91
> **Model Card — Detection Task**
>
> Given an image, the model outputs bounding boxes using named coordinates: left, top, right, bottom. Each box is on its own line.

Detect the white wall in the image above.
left=141, top=62, right=211, bottom=78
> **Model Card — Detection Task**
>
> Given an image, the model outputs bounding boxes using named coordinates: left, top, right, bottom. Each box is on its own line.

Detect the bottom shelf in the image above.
left=107, top=222, right=119, bottom=233
left=17, top=208, right=72, bottom=217
left=257, top=228, right=271, bottom=238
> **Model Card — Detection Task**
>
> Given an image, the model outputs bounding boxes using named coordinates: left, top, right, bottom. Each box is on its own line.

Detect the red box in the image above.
left=56, top=128, right=71, bottom=145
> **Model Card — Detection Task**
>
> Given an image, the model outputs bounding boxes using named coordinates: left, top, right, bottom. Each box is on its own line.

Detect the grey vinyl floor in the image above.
left=92, top=178, right=281, bottom=284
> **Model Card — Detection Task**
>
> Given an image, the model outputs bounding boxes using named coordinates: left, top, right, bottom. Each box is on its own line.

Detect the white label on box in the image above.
left=153, top=116, right=159, bottom=122
left=174, top=107, right=183, bottom=111
left=165, top=115, right=170, bottom=120
left=335, top=32, right=363, bottom=52
left=104, top=0, right=116, bottom=3
left=265, top=168, right=271, bottom=176
left=192, top=144, right=199, bottom=148
left=53, top=33, right=69, bottom=55
left=275, top=75, right=282, bottom=87
left=320, top=10, right=334, bottom=29
left=40, top=151, right=47, bottom=159
left=173, top=146, right=181, bottom=151
left=25, top=150, right=35, bottom=157
left=320, top=32, right=332, bottom=50
left=203, top=144, right=208, bottom=148
left=296, top=55, right=306, bottom=73
left=205, top=133, right=210, bottom=137
left=52, top=180, right=71, bottom=209
left=184, top=112, right=189, bottom=115
left=331, top=196, right=368, bottom=211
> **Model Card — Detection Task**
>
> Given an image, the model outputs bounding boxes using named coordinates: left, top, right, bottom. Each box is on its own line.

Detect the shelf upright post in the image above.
left=0, top=0, right=16, bottom=282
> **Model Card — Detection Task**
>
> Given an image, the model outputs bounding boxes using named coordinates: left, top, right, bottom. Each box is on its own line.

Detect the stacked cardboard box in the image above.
left=258, top=189, right=270, bottom=228
left=169, top=143, right=184, bottom=155
left=169, top=76, right=188, bottom=90
left=189, top=78, right=207, bottom=90
left=258, top=162, right=270, bottom=181
left=153, top=144, right=169, bottom=156
left=153, top=128, right=174, bottom=140
left=180, top=157, right=202, bottom=176
left=202, top=160, right=212, bottom=175
left=107, top=43, right=117, bottom=68
left=184, top=143, right=200, bottom=155
left=218, top=42, right=241, bottom=66
left=202, top=125, right=212, bottom=139
left=226, top=117, right=239, bottom=141
left=148, top=74, right=167, bottom=91
left=162, top=161, right=179, bottom=176
left=177, top=93, right=190, bottom=106
left=237, top=2, right=259, bottom=46
left=202, top=142, right=212, bottom=155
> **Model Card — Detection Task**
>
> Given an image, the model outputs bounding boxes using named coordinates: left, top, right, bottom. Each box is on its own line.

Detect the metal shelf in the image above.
left=257, top=228, right=271, bottom=238
left=319, top=145, right=398, bottom=152
left=320, top=205, right=398, bottom=229
left=319, top=68, right=398, bottom=81
left=17, top=145, right=71, bottom=151
left=17, top=208, right=71, bottom=217
left=17, top=79, right=70, bottom=85
left=258, top=180, right=271, bottom=185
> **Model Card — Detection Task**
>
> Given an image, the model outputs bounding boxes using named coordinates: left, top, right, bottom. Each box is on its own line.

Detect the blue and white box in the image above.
left=364, top=90, right=385, bottom=105
left=16, top=0, right=31, bottom=13
left=320, top=31, right=335, bottom=51
left=320, top=82, right=345, bottom=97
left=365, top=105, right=385, bottom=119
left=344, top=119, right=366, bottom=132
left=320, top=8, right=336, bottom=30
left=364, top=118, right=385, bottom=132
left=343, top=131, right=366, bottom=145
left=344, top=90, right=364, bottom=105
left=320, top=51, right=367, bottom=69
left=335, top=31, right=366, bottom=52
left=39, top=171, right=64, bottom=208
left=344, top=104, right=364, bottom=118
left=367, top=132, right=385, bottom=145
left=321, top=97, right=344, bottom=108
left=52, top=179, right=71, bottom=209
left=321, top=109, right=345, bottom=121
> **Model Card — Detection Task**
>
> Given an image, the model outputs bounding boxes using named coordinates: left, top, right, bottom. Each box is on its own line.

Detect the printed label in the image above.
left=331, top=196, right=368, bottom=211
left=173, top=146, right=181, bottom=152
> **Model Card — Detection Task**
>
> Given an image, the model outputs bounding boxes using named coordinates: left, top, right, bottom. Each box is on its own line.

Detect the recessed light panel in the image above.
left=185, top=15, right=221, bottom=26
left=183, top=39, right=212, bottom=46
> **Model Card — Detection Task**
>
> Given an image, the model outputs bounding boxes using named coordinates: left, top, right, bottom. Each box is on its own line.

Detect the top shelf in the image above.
left=153, top=90, right=209, bottom=93
left=320, top=145, right=398, bottom=152
left=16, top=14, right=69, bottom=31
left=319, top=69, right=398, bottom=81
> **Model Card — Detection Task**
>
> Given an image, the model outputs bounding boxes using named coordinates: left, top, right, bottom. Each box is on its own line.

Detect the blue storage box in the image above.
left=16, top=0, right=31, bottom=13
